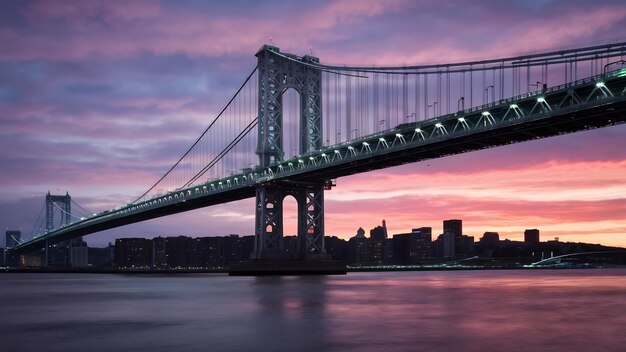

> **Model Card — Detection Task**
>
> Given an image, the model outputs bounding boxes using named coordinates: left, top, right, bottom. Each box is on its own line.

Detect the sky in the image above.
left=1, top=0, right=626, bottom=248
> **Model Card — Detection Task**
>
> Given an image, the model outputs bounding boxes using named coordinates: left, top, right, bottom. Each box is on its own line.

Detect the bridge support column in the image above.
left=296, top=187, right=328, bottom=259
left=252, top=186, right=286, bottom=260
left=251, top=183, right=329, bottom=260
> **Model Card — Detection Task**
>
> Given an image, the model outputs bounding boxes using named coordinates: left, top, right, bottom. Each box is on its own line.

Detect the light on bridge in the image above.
left=415, top=128, right=422, bottom=132
left=378, top=137, right=385, bottom=142
left=537, top=97, right=545, bottom=103
left=481, top=111, right=490, bottom=116
left=458, top=117, right=465, bottom=122
left=435, top=123, right=443, bottom=128
left=595, top=82, right=605, bottom=88
left=510, top=104, right=518, bottom=109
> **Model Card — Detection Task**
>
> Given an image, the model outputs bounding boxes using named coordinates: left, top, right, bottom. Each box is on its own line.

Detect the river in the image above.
left=1, top=269, right=625, bottom=351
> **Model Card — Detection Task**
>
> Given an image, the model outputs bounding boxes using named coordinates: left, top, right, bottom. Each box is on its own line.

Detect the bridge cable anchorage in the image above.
left=133, top=66, right=259, bottom=203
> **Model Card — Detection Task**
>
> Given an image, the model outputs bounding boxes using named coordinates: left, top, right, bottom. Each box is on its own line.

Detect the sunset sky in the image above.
left=1, top=0, right=626, bottom=248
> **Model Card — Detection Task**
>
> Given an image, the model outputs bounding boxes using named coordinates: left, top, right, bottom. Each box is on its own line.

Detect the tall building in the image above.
left=70, top=240, right=89, bottom=267
left=392, top=227, right=432, bottom=265
left=442, top=232, right=456, bottom=258
left=412, top=227, right=433, bottom=261
left=5, top=230, right=21, bottom=249
left=347, top=234, right=370, bottom=265
left=165, top=236, right=194, bottom=268
left=370, top=238, right=393, bottom=265
left=524, top=229, right=540, bottom=244
left=152, top=237, right=168, bottom=268
left=370, top=219, right=388, bottom=240
left=443, top=219, right=463, bottom=256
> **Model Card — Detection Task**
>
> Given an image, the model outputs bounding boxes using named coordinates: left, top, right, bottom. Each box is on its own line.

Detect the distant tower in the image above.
left=46, top=191, right=71, bottom=230
left=382, top=219, right=388, bottom=238
left=524, top=229, right=540, bottom=244
left=44, top=191, right=84, bottom=267
left=370, top=220, right=388, bottom=240
left=443, top=219, right=463, bottom=256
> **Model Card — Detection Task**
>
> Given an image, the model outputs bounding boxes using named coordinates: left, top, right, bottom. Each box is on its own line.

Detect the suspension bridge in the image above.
left=7, top=41, right=626, bottom=272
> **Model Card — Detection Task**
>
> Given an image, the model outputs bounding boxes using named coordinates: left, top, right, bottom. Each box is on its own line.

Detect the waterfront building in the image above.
left=115, top=238, right=152, bottom=269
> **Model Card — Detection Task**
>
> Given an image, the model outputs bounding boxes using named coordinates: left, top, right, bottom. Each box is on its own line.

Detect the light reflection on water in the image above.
left=1, top=269, right=625, bottom=352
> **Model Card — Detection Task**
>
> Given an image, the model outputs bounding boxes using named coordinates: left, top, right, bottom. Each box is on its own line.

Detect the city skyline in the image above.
left=1, top=0, right=626, bottom=248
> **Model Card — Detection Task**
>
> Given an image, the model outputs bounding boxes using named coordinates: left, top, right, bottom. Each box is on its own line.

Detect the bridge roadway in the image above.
left=12, top=71, right=626, bottom=254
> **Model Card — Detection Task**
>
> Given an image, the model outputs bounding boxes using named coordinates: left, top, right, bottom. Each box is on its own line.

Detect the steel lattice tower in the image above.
left=252, top=45, right=329, bottom=260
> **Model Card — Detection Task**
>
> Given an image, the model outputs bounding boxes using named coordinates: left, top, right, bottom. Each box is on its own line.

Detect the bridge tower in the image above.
left=45, top=191, right=71, bottom=230
left=252, top=45, right=329, bottom=261
left=44, top=191, right=82, bottom=267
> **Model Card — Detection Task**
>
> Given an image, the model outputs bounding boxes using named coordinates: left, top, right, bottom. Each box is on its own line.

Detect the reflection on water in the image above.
left=1, top=270, right=625, bottom=352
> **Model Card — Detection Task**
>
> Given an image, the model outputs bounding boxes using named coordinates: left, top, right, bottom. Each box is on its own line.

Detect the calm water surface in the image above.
left=1, top=269, right=625, bottom=352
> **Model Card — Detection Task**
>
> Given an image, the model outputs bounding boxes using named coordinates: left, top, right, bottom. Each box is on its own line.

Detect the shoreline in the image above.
left=2, top=265, right=624, bottom=274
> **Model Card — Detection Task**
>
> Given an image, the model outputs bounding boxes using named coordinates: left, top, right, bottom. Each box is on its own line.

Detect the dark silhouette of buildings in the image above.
left=88, top=243, right=114, bottom=268
left=347, top=228, right=371, bottom=265
left=26, top=219, right=620, bottom=270
left=114, top=235, right=255, bottom=269
left=524, top=229, right=540, bottom=244
left=443, top=219, right=463, bottom=256
left=392, top=227, right=432, bottom=264
left=325, top=236, right=347, bottom=260
left=346, top=225, right=393, bottom=266
left=370, top=219, right=388, bottom=240
left=115, top=238, right=152, bottom=268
